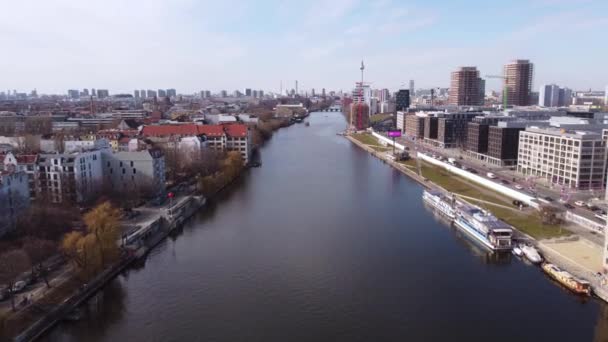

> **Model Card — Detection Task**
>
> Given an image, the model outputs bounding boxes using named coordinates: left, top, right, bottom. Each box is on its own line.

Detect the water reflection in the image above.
left=423, top=203, right=511, bottom=265
left=42, top=280, right=126, bottom=342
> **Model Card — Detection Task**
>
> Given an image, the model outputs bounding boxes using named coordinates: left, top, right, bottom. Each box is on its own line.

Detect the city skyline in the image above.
left=1, top=0, right=607, bottom=94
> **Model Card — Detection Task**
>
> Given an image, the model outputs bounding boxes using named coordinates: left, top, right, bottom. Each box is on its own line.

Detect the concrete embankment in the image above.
left=346, top=133, right=608, bottom=303
left=14, top=195, right=207, bottom=342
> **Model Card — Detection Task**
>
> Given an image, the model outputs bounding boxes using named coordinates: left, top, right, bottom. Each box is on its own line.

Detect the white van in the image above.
left=575, top=200, right=586, bottom=207
left=487, top=172, right=496, bottom=179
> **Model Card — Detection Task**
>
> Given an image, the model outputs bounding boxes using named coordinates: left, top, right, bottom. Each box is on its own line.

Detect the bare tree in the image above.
left=0, top=249, right=31, bottom=311
left=22, top=238, right=57, bottom=288
left=24, top=117, right=52, bottom=135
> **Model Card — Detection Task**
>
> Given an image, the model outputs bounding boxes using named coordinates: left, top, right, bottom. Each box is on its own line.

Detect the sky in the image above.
left=0, top=0, right=607, bottom=95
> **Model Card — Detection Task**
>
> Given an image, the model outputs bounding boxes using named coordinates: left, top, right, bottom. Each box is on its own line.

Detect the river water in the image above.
left=44, top=112, right=608, bottom=341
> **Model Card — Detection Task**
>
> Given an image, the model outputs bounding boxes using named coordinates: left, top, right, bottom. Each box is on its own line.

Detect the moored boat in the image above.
left=422, top=190, right=456, bottom=220
left=541, top=263, right=591, bottom=296
left=512, top=246, right=523, bottom=257
left=453, top=204, right=513, bottom=251
left=521, top=245, right=542, bottom=264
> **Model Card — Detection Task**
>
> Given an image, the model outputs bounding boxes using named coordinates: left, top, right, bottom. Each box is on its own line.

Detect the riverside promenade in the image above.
left=346, top=132, right=608, bottom=304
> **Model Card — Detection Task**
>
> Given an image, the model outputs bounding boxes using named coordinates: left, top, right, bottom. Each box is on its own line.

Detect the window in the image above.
left=122, top=168, right=126, bottom=174
left=130, top=161, right=134, bottom=167
left=133, top=168, right=137, bottom=174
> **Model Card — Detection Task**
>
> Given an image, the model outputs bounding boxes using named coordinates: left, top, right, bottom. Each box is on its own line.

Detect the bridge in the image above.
left=319, top=106, right=342, bottom=112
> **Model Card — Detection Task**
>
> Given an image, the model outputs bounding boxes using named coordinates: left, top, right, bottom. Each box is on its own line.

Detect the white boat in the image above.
left=454, top=204, right=513, bottom=251
left=422, top=190, right=456, bottom=220
left=512, top=246, right=523, bottom=257
left=521, top=245, right=542, bottom=264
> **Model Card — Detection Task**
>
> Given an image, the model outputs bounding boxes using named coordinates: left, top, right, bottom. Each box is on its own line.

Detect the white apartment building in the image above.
left=396, top=111, right=407, bottom=133
left=37, top=150, right=104, bottom=203
left=517, top=127, right=606, bottom=189
left=2, top=152, right=38, bottom=199
left=0, top=171, right=31, bottom=237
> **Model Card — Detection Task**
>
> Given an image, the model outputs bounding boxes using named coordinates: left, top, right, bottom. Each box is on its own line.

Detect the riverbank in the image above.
left=346, top=131, right=608, bottom=304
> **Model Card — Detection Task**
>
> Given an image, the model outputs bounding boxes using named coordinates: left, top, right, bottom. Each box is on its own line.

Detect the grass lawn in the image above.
left=351, top=133, right=381, bottom=146
left=417, top=161, right=570, bottom=239
left=371, top=146, right=390, bottom=152
left=369, top=114, right=392, bottom=123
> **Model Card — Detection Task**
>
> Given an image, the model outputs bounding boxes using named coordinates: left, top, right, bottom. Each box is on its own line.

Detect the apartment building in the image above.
left=102, top=149, right=166, bottom=199
left=2, top=152, right=38, bottom=199
left=141, top=123, right=252, bottom=163
left=517, top=127, right=606, bottom=189
left=448, top=67, right=482, bottom=106
left=436, top=112, right=478, bottom=148
left=37, top=150, right=103, bottom=203
left=504, top=60, right=534, bottom=106
left=396, top=112, right=407, bottom=133
left=487, top=124, right=525, bottom=165
left=0, top=171, right=30, bottom=237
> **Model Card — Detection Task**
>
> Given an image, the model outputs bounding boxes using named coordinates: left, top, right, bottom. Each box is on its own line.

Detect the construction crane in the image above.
left=485, top=74, right=509, bottom=109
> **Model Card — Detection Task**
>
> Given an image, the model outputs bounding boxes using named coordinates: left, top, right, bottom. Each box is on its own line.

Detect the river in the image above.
left=44, top=112, right=608, bottom=341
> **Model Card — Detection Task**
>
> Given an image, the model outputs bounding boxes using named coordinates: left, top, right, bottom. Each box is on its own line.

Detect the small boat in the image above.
left=542, top=263, right=591, bottom=296
left=512, top=246, right=523, bottom=257
left=521, top=245, right=542, bottom=264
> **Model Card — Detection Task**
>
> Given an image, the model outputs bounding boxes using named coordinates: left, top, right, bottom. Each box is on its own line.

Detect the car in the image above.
left=564, top=203, right=575, bottom=209
left=486, top=172, right=496, bottom=179
left=12, top=281, right=26, bottom=293
left=514, top=184, right=524, bottom=190
left=575, top=200, right=586, bottom=207
left=588, top=205, right=601, bottom=212
left=469, top=169, right=478, bottom=174
left=500, top=179, right=510, bottom=185
left=543, top=196, right=554, bottom=202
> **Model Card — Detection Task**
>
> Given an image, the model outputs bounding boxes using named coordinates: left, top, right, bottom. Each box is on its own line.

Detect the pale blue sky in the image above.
left=0, top=0, right=606, bottom=94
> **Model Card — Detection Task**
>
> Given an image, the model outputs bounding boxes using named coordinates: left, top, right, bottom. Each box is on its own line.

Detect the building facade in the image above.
left=448, top=67, right=482, bottom=106
left=405, top=114, right=425, bottom=139
left=37, top=150, right=104, bottom=203
left=396, top=90, right=410, bottom=111
left=0, top=171, right=30, bottom=237
left=102, top=149, right=166, bottom=200
left=517, top=127, right=606, bottom=189
left=504, top=59, right=534, bottom=106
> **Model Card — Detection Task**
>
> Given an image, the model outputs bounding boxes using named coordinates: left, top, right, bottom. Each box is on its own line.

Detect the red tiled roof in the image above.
left=141, top=124, right=200, bottom=137
left=197, top=125, right=224, bottom=137
left=118, top=137, right=131, bottom=144
left=223, top=124, right=248, bottom=138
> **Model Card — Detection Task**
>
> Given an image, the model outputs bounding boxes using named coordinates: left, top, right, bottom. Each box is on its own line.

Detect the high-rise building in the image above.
left=409, top=80, right=415, bottom=97
left=166, top=89, right=177, bottom=97
left=134, top=90, right=140, bottom=99
left=141, top=89, right=146, bottom=98
left=252, top=90, right=258, bottom=98
left=539, top=84, right=560, bottom=107
left=539, top=84, right=571, bottom=107
left=245, top=88, right=252, bottom=97
left=97, top=89, right=109, bottom=98
left=558, top=87, right=572, bottom=107
left=68, top=89, right=79, bottom=99
left=479, top=78, right=485, bottom=105
left=259, top=90, right=264, bottom=98
left=158, top=89, right=167, bottom=97
left=504, top=59, right=534, bottom=106
left=147, top=90, right=156, bottom=98
left=448, top=67, right=482, bottom=106
left=322, top=88, right=326, bottom=97
left=220, top=90, right=228, bottom=98
left=91, top=88, right=96, bottom=97
left=82, top=88, right=89, bottom=96
left=395, top=89, right=410, bottom=111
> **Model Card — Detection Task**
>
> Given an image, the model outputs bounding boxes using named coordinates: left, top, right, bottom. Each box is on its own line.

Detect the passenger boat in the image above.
left=512, top=246, right=523, bottom=257
left=521, top=245, right=542, bottom=264
left=422, top=190, right=456, bottom=220
left=453, top=204, right=513, bottom=251
left=541, top=263, right=591, bottom=296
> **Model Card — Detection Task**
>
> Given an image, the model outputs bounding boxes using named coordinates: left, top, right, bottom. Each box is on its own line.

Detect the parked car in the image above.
left=575, top=200, right=586, bottom=207
left=514, top=184, right=524, bottom=190
left=543, top=196, right=554, bottom=202
left=12, top=281, right=27, bottom=293
left=513, top=200, right=528, bottom=208
left=486, top=172, right=496, bottom=179
left=588, top=205, right=601, bottom=212
left=564, top=203, right=575, bottom=210
left=500, top=179, right=510, bottom=185
left=469, top=169, right=478, bottom=174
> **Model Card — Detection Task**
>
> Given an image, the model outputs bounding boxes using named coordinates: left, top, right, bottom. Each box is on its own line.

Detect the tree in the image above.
left=540, top=206, right=561, bottom=225
left=22, top=238, right=57, bottom=288
left=83, top=202, right=121, bottom=267
left=0, top=249, right=31, bottom=311
left=17, top=204, right=79, bottom=241
left=24, top=117, right=52, bottom=135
